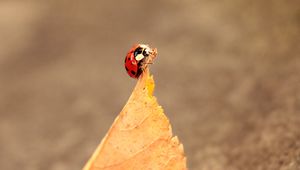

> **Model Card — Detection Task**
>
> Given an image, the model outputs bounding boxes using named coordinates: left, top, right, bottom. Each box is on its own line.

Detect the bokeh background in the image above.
left=1, top=1, right=300, bottom=170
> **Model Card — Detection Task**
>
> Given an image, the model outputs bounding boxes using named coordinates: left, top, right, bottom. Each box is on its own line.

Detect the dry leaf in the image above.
left=83, top=69, right=187, bottom=170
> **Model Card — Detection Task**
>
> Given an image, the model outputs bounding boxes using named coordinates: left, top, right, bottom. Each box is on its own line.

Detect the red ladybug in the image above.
left=124, top=44, right=157, bottom=79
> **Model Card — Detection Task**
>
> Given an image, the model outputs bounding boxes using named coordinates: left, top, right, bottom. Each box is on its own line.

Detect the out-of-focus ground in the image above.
left=0, top=1, right=300, bottom=170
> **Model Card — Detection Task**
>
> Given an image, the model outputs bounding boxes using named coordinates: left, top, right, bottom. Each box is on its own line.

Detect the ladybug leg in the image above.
left=150, top=48, right=158, bottom=56
left=139, top=47, right=157, bottom=75
left=139, top=61, right=152, bottom=72
left=141, top=63, right=148, bottom=71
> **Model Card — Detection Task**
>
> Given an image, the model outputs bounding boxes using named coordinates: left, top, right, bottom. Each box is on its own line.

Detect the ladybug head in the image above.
left=133, top=44, right=151, bottom=61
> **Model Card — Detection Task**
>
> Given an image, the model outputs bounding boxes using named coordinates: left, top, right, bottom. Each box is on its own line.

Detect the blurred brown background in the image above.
left=0, top=0, right=300, bottom=170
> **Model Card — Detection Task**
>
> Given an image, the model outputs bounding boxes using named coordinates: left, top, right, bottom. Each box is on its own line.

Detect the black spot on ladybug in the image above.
left=125, top=67, right=129, bottom=71
left=131, top=70, right=136, bottom=75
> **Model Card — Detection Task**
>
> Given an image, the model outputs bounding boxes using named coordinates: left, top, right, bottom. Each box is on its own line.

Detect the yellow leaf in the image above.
left=83, top=68, right=187, bottom=170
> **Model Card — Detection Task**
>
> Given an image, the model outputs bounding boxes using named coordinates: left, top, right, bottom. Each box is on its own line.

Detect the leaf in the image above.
left=83, top=69, right=187, bottom=170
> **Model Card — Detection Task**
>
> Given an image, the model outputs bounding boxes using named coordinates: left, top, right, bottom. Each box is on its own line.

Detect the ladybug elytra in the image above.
left=124, top=44, right=157, bottom=79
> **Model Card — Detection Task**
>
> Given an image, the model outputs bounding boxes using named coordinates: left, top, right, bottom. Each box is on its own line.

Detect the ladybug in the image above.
left=124, top=44, right=157, bottom=79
